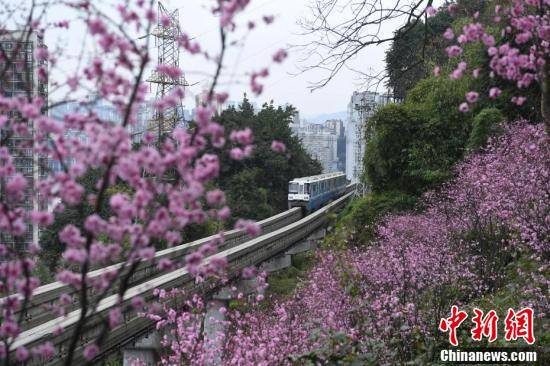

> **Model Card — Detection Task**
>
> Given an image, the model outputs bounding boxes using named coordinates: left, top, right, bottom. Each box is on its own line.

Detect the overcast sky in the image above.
left=170, top=0, right=390, bottom=118
left=10, top=0, right=442, bottom=119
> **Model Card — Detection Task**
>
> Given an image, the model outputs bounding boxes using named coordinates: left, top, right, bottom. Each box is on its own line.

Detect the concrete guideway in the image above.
left=8, top=208, right=303, bottom=332
left=9, top=185, right=355, bottom=365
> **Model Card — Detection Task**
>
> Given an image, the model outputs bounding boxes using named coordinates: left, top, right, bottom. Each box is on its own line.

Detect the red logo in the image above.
left=504, top=307, right=535, bottom=344
left=471, top=308, right=499, bottom=343
left=439, top=305, right=468, bottom=346
left=439, top=306, right=535, bottom=346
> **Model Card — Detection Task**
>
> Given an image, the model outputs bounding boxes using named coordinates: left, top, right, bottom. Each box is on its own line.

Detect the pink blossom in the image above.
left=158, top=258, right=173, bottom=270
left=56, top=20, right=70, bottom=28
left=229, top=147, right=245, bottom=160
left=459, top=102, right=470, bottom=112
left=63, top=248, right=87, bottom=264
left=489, top=87, right=502, bottom=99
left=160, top=15, right=171, bottom=27
left=6, top=174, right=27, bottom=195
left=206, top=189, right=225, bottom=206
left=31, top=342, right=55, bottom=359
left=271, top=140, right=286, bottom=153
left=35, top=47, right=48, bottom=61
left=235, top=219, right=261, bottom=238
left=465, top=91, right=479, bottom=103
left=230, top=128, right=254, bottom=145
left=83, top=344, right=99, bottom=360
left=272, top=48, right=288, bottom=63
left=29, top=211, right=54, bottom=226
left=242, top=266, right=257, bottom=279
left=450, top=68, right=463, bottom=80
left=15, top=346, right=29, bottom=361
left=482, top=34, right=495, bottom=46
left=425, top=6, right=437, bottom=17
left=443, top=28, right=454, bottom=40
left=446, top=45, right=463, bottom=57
left=0, top=320, right=19, bottom=337
left=131, top=296, right=145, bottom=308
left=263, top=15, right=274, bottom=24
left=157, top=64, right=182, bottom=79
left=511, top=96, right=527, bottom=105
left=218, top=206, right=231, bottom=220
left=88, top=18, right=106, bottom=35
left=109, top=308, right=122, bottom=328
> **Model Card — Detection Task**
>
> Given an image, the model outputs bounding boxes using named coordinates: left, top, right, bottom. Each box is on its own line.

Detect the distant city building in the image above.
left=292, top=111, right=301, bottom=127
left=324, top=119, right=346, bottom=172
left=345, top=91, right=393, bottom=182
left=0, top=30, right=48, bottom=250
left=293, top=121, right=343, bottom=173
left=50, top=96, right=155, bottom=140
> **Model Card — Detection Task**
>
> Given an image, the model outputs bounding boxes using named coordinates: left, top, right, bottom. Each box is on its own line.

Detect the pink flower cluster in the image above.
left=155, top=122, right=548, bottom=364
left=154, top=253, right=354, bottom=365
left=0, top=0, right=275, bottom=363
left=436, top=1, right=549, bottom=112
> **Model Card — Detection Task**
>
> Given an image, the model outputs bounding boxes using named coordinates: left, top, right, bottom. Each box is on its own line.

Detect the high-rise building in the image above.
left=293, top=122, right=340, bottom=173
left=0, top=30, right=48, bottom=250
left=324, top=119, right=346, bottom=172
left=345, top=91, right=393, bottom=183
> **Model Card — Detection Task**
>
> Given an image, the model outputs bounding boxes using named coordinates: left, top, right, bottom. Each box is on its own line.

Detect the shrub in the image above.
left=467, top=108, right=505, bottom=151
left=405, top=76, right=474, bottom=190
left=337, top=192, right=417, bottom=246
left=364, top=104, right=425, bottom=194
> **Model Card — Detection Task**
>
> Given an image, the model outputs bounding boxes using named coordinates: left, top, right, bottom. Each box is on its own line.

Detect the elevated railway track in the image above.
left=7, top=185, right=356, bottom=365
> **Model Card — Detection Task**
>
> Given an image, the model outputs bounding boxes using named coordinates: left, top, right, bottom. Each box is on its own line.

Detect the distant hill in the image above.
left=304, top=111, right=347, bottom=124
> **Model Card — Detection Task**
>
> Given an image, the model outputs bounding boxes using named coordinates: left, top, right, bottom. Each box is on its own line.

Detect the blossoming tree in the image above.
left=437, top=0, right=549, bottom=125
left=0, top=0, right=288, bottom=364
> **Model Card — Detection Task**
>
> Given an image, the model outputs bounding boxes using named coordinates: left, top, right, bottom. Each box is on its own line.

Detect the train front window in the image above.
left=305, top=183, right=310, bottom=194
left=289, top=182, right=299, bottom=194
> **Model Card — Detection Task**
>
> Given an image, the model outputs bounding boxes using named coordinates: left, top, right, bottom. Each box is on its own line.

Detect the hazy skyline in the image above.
left=172, top=0, right=390, bottom=117
left=27, top=0, right=442, bottom=117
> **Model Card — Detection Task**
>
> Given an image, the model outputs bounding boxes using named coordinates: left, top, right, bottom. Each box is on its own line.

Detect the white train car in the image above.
left=288, top=172, right=347, bottom=212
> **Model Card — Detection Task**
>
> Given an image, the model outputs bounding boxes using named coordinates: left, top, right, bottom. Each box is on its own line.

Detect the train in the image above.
left=288, top=172, right=348, bottom=212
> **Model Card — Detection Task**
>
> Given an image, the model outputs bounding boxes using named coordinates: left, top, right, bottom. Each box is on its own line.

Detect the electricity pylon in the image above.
left=147, top=1, right=188, bottom=140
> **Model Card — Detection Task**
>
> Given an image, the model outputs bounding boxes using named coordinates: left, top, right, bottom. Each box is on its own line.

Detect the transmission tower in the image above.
left=147, top=1, right=188, bottom=140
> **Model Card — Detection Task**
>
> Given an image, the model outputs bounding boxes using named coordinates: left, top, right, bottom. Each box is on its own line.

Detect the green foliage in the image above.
left=32, top=259, right=54, bottom=284
left=215, top=97, right=322, bottom=222
left=385, top=10, right=453, bottom=100
left=385, top=23, right=429, bottom=100
left=266, top=252, right=315, bottom=298
left=326, top=192, right=416, bottom=248
left=39, top=169, right=103, bottom=273
left=38, top=98, right=319, bottom=279
left=363, top=104, right=425, bottom=193
left=467, top=108, right=505, bottom=151
left=365, top=76, right=473, bottom=195
left=224, top=169, right=274, bottom=221
left=406, top=77, right=473, bottom=189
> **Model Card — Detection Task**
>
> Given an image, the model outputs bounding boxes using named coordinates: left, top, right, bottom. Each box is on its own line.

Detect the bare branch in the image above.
left=297, top=0, right=433, bottom=90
